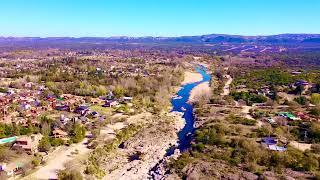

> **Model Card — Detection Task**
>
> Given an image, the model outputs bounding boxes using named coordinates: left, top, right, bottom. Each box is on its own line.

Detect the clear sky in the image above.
left=0, top=0, right=319, bottom=37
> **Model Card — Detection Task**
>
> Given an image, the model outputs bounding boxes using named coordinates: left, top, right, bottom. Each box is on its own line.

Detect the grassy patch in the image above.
left=90, top=105, right=112, bottom=116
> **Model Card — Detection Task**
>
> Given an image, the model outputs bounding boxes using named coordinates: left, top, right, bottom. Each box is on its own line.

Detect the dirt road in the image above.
left=25, top=138, right=91, bottom=180
left=221, top=74, right=232, bottom=96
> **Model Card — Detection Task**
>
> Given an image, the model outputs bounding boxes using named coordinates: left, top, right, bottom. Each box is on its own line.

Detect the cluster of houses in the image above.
left=264, top=112, right=300, bottom=126
left=0, top=82, right=132, bottom=148
left=0, top=88, right=47, bottom=126
left=263, top=110, right=320, bottom=126
left=0, top=89, right=135, bottom=177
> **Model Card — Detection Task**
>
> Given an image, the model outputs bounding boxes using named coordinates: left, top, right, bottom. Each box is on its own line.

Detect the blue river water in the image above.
left=169, top=66, right=211, bottom=153
left=149, top=66, right=211, bottom=176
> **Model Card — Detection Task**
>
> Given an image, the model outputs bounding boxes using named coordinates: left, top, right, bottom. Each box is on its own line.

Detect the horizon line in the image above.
left=1, top=33, right=320, bottom=39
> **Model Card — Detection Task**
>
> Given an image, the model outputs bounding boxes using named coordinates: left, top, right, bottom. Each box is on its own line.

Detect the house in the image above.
left=55, top=104, right=70, bottom=111
left=60, top=114, right=70, bottom=124
left=20, top=103, right=31, bottom=110
left=291, top=71, right=302, bottom=75
left=0, top=136, right=17, bottom=145
left=261, top=137, right=287, bottom=152
left=120, top=96, right=133, bottom=103
left=34, top=99, right=41, bottom=107
left=295, top=112, right=311, bottom=121
left=12, top=134, right=43, bottom=154
left=103, top=100, right=119, bottom=107
left=72, top=116, right=89, bottom=124
left=7, top=89, right=15, bottom=95
left=279, top=112, right=301, bottom=121
left=267, top=117, right=277, bottom=125
left=52, top=129, right=68, bottom=139
left=91, top=111, right=99, bottom=118
left=295, top=80, right=309, bottom=86
left=74, top=105, right=89, bottom=115
left=91, top=98, right=104, bottom=105
left=262, top=137, right=277, bottom=146
left=107, top=91, right=114, bottom=100
left=46, top=95, right=56, bottom=101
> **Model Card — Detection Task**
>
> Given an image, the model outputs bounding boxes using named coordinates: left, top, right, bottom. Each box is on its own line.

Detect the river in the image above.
left=149, top=66, right=211, bottom=178
left=170, top=65, right=211, bottom=153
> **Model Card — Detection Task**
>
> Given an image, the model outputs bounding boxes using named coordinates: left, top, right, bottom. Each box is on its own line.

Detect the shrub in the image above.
left=58, top=169, right=83, bottom=180
left=32, top=159, right=40, bottom=167
left=191, top=143, right=205, bottom=152
left=50, top=138, right=64, bottom=147
left=294, top=96, right=308, bottom=105
left=0, top=88, right=8, bottom=93
left=311, top=93, right=320, bottom=105
left=228, top=115, right=256, bottom=126
left=310, top=108, right=320, bottom=117
left=84, top=164, right=97, bottom=175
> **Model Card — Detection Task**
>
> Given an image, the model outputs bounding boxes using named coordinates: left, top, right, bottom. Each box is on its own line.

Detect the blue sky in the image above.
left=0, top=0, right=319, bottom=37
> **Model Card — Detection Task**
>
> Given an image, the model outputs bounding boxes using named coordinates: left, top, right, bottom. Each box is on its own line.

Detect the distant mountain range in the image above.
left=1, top=34, right=320, bottom=44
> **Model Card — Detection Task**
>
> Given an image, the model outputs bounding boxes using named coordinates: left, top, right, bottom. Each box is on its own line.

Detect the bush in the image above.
left=310, top=108, right=320, bottom=117
left=0, top=88, right=8, bottom=93
left=49, top=138, right=64, bottom=147
left=84, top=164, right=97, bottom=175
left=191, top=143, right=205, bottom=152
left=294, top=96, right=308, bottom=105
left=169, top=152, right=193, bottom=174
left=58, top=169, right=83, bottom=180
left=228, top=115, right=256, bottom=126
left=311, top=93, right=320, bottom=105
left=32, top=159, right=40, bottom=167
left=256, top=127, right=272, bottom=137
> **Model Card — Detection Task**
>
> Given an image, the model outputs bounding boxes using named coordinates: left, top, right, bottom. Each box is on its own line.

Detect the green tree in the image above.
left=38, top=136, right=51, bottom=152
left=70, top=123, right=86, bottom=143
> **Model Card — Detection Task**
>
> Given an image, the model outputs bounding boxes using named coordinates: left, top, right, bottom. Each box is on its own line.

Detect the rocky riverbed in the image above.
left=99, top=112, right=185, bottom=180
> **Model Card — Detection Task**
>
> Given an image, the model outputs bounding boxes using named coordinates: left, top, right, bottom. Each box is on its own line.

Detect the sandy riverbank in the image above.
left=182, top=71, right=203, bottom=85
left=189, top=82, right=211, bottom=103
